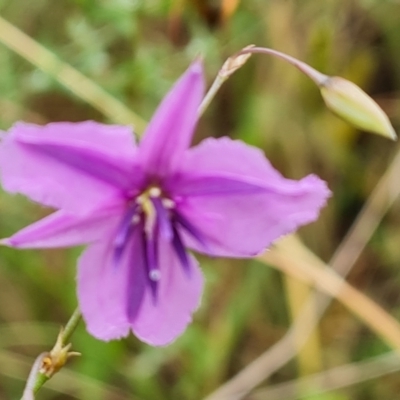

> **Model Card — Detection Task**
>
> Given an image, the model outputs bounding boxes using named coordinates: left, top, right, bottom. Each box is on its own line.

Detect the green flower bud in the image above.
left=320, top=76, right=396, bottom=140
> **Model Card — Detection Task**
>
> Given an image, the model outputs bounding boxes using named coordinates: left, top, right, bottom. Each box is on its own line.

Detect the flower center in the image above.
left=114, top=185, right=205, bottom=304
left=135, top=186, right=174, bottom=238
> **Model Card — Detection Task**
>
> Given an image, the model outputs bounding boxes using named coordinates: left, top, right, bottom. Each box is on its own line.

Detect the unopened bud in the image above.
left=320, top=76, right=396, bottom=140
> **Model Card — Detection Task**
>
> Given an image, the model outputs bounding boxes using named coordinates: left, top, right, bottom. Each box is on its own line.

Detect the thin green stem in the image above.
left=198, top=46, right=254, bottom=117
left=32, top=373, right=49, bottom=396
left=62, top=308, right=82, bottom=345
left=198, top=75, right=228, bottom=118
left=237, top=46, right=329, bottom=86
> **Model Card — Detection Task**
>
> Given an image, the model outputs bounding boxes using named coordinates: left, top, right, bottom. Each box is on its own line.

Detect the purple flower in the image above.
left=0, top=62, right=330, bottom=345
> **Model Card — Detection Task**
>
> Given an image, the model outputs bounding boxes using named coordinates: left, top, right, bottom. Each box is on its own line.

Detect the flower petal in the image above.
left=2, top=207, right=122, bottom=248
left=177, top=137, right=286, bottom=183
left=174, top=137, right=330, bottom=256
left=0, top=122, right=141, bottom=214
left=138, top=62, right=204, bottom=177
left=131, top=238, right=203, bottom=346
left=168, top=174, right=271, bottom=197
left=12, top=121, right=138, bottom=156
left=78, top=235, right=137, bottom=341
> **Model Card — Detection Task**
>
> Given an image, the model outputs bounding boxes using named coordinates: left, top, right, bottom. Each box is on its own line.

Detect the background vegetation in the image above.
left=1, top=0, right=400, bottom=399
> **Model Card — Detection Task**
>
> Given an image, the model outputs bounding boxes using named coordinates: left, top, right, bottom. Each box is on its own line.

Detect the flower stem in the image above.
left=198, top=45, right=255, bottom=116
left=21, top=308, right=82, bottom=399
left=198, top=45, right=330, bottom=119
left=237, top=46, right=329, bottom=86
left=61, top=307, right=82, bottom=345
left=198, top=74, right=228, bottom=117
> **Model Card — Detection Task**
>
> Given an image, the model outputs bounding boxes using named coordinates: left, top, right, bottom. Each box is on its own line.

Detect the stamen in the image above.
left=133, top=185, right=177, bottom=302
left=113, top=205, right=139, bottom=267
left=151, top=197, right=173, bottom=241
left=144, top=229, right=159, bottom=304
left=162, top=198, right=175, bottom=209
left=172, top=225, right=191, bottom=277
left=135, top=195, right=144, bottom=205
left=143, top=199, right=156, bottom=236
left=149, top=187, right=161, bottom=197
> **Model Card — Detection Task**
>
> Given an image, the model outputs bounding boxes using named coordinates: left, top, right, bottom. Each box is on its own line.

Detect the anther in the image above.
left=162, top=198, right=175, bottom=209
left=135, top=196, right=144, bottom=205
left=149, top=187, right=162, bottom=198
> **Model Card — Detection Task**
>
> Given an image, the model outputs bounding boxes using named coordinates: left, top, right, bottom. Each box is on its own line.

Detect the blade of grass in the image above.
left=0, top=16, right=147, bottom=132
left=264, top=235, right=400, bottom=350
left=248, top=351, right=400, bottom=400
left=283, top=274, right=323, bottom=376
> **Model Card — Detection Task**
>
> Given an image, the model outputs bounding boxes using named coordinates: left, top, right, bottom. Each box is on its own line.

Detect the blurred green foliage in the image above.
left=0, top=0, right=400, bottom=399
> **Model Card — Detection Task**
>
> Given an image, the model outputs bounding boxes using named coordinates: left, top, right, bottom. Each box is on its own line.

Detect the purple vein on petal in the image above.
left=174, top=211, right=209, bottom=251
left=113, top=205, right=139, bottom=267
left=172, top=225, right=191, bottom=277
left=151, top=197, right=173, bottom=241
left=172, top=174, right=270, bottom=197
left=19, top=141, right=134, bottom=190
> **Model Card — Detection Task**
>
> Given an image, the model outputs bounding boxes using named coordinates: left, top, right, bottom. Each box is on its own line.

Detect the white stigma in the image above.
left=149, top=270, right=161, bottom=281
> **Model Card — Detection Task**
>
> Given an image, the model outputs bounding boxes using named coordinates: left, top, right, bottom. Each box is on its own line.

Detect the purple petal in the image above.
left=12, top=121, right=138, bottom=156
left=168, top=174, right=270, bottom=197
left=126, top=230, right=148, bottom=322
left=131, top=238, right=203, bottom=346
left=0, top=122, right=141, bottom=214
left=2, top=207, right=122, bottom=249
left=138, top=62, right=204, bottom=177
left=22, top=141, right=136, bottom=190
left=177, top=136, right=285, bottom=182
left=79, top=228, right=202, bottom=345
left=173, top=211, right=209, bottom=251
left=173, top=137, right=330, bottom=257
left=78, top=234, right=140, bottom=341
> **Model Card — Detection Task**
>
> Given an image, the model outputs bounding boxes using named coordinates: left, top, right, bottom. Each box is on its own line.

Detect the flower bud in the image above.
left=320, top=76, right=396, bottom=140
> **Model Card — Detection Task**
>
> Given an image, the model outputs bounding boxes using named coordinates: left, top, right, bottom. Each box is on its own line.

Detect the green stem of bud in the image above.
left=236, top=46, right=329, bottom=86
left=235, top=46, right=396, bottom=140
